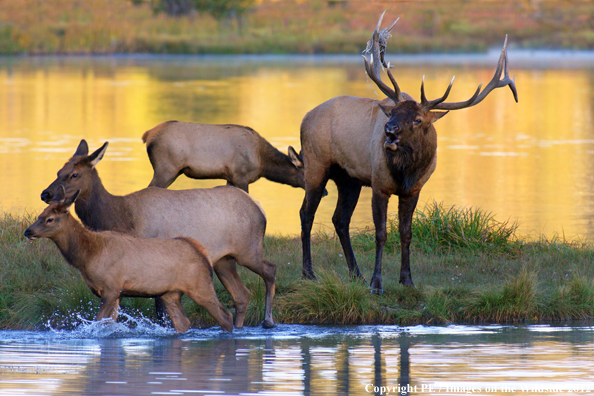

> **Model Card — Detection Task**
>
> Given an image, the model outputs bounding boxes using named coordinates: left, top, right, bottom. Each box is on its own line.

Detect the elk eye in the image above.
left=71, top=173, right=79, bottom=179
left=46, top=218, right=54, bottom=224
left=413, top=119, right=422, bottom=126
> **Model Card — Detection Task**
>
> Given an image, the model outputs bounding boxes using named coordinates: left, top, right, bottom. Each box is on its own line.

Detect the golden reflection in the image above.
left=2, top=330, right=594, bottom=395
left=0, top=58, right=593, bottom=239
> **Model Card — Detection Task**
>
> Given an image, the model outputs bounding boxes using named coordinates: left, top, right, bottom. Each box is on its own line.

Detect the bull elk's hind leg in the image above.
left=299, top=166, right=330, bottom=280
left=370, top=191, right=390, bottom=293
left=331, top=170, right=364, bottom=280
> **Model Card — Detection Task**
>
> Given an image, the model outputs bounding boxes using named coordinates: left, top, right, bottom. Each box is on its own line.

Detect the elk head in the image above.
left=26, top=186, right=80, bottom=240
left=363, top=12, right=518, bottom=160
left=40, top=140, right=108, bottom=203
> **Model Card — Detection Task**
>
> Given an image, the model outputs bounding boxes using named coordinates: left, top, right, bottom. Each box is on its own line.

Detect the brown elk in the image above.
left=299, top=13, right=518, bottom=291
left=25, top=187, right=234, bottom=332
left=142, top=121, right=305, bottom=192
left=40, top=140, right=277, bottom=329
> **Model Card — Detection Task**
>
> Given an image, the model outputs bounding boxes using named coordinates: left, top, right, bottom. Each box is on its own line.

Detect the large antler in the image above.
left=362, top=11, right=400, bottom=103
left=420, top=35, right=519, bottom=112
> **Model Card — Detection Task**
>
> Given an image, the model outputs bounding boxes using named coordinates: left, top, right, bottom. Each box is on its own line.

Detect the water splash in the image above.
left=45, top=311, right=178, bottom=339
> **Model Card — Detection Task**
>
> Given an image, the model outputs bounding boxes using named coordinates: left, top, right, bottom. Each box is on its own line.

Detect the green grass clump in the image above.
left=352, top=201, right=519, bottom=256
left=2, top=203, right=594, bottom=330
left=277, top=270, right=382, bottom=325
left=464, top=268, right=539, bottom=323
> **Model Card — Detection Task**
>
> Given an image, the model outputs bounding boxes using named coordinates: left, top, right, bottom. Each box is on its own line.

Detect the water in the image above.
left=1, top=323, right=594, bottom=395
left=1, top=52, right=594, bottom=239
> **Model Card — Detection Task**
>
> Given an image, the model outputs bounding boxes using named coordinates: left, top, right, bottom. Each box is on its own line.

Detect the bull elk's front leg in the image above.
left=397, top=194, right=419, bottom=286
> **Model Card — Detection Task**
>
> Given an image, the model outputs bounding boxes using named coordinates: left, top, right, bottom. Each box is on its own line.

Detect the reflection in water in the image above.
left=1, top=55, right=594, bottom=239
left=1, top=325, right=594, bottom=395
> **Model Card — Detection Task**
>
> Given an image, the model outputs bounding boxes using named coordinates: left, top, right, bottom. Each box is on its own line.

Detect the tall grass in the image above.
left=2, top=202, right=594, bottom=330
left=352, top=201, right=520, bottom=255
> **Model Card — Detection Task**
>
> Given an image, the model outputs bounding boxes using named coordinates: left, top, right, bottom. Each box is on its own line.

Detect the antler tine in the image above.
left=363, top=55, right=400, bottom=102
left=374, top=10, right=386, bottom=37
left=429, top=36, right=517, bottom=111
left=363, top=11, right=401, bottom=103
left=420, top=75, right=457, bottom=111
left=386, top=65, right=401, bottom=100
left=364, top=12, right=399, bottom=80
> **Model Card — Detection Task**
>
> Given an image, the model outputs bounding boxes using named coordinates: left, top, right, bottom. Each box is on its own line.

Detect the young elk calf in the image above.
left=25, top=187, right=234, bottom=333
left=142, top=121, right=305, bottom=192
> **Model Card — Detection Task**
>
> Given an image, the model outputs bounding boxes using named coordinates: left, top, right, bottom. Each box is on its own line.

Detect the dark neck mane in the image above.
left=387, top=135, right=437, bottom=195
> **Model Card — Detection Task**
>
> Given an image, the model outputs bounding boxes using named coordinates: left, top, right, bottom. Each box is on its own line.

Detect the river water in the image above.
left=1, top=51, right=594, bottom=239
left=1, top=323, right=594, bottom=395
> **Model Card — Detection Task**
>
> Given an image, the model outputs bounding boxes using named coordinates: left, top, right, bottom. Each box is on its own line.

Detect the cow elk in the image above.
left=40, top=140, right=277, bottom=329
left=25, top=187, right=234, bottom=333
left=298, top=12, right=518, bottom=292
left=142, top=121, right=305, bottom=192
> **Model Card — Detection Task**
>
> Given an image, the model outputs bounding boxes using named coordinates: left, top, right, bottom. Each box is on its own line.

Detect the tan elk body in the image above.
left=299, top=13, right=518, bottom=291
left=25, top=188, right=234, bottom=333
left=142, top=121, right=304, bottom=192
left=41, top=140, right=277, bottom=328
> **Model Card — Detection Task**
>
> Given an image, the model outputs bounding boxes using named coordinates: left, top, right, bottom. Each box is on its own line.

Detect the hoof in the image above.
left=302, top=269, right=317, bottom=281
left=349, top=269, right=365, bottom=282
left=399, top=278, right=415, bottom=287
left=369, top=276, right=382, bottom=294
left=261, top=320, right=276, bottom=329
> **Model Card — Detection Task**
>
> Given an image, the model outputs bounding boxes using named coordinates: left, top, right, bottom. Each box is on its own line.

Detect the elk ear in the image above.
left=377, top=103, right=392, bottom=118
left=63, top=189, right=81, bottom=209
left=88, top=142, right=109, bottom=168
left=288, top=146, right=304, bottom=168
left=74, top=140, right=89, bottom=157
left=428, top=111, right=449, bottom=124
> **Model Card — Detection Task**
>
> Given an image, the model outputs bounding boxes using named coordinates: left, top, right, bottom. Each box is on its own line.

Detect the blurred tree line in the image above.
left=136, top=0, right=255, bottom=22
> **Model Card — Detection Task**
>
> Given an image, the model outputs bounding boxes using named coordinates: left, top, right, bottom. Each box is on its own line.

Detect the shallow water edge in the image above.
left=1, top=323, right=594, bottom=396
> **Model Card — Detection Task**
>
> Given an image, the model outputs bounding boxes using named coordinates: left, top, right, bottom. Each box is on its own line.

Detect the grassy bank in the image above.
left=1, top=0, right=594, bottom=55
left=2, top=201, right=594, bottom=330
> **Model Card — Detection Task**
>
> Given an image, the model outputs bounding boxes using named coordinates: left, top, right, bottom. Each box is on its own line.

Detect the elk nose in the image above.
left=41, top=190, right=51, bottom=203
left=24, top=228, right=32, bottom=239
left=385, top=122, right=400, bottom=135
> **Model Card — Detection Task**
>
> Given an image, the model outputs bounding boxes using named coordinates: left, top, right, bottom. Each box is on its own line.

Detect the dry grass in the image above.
left=1, top=0, right=593, bottom=55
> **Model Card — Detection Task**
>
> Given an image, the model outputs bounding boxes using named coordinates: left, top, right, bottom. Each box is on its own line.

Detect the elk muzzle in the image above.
left=384, top=122, right=401, bottom=151
left=24, top=227, right=37, bottom=240
left=41, top=189, right=53, bottom=203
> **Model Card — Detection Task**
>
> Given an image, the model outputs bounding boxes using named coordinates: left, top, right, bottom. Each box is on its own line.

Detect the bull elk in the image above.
left=299, top=12, right=518, bottom=291
left=142, top=121, right=305, bottom=192
left=40, top=140, right=277, bottom=329
left=25, top=187, right=234, bottom=332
